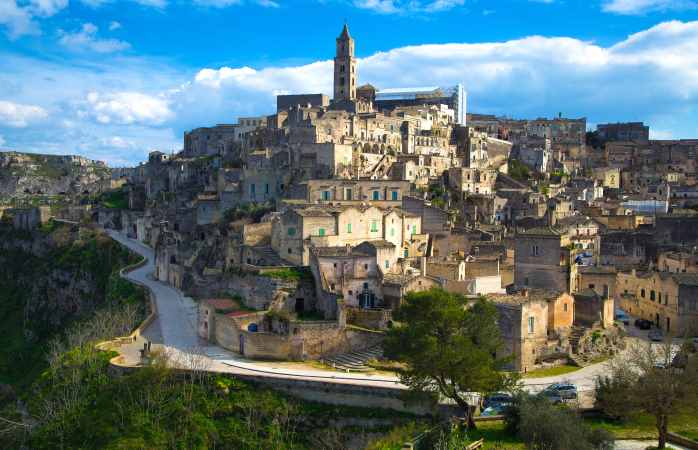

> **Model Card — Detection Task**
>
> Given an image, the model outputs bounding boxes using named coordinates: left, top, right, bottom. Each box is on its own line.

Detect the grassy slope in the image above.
left=0, top=225, right=143, bottom=390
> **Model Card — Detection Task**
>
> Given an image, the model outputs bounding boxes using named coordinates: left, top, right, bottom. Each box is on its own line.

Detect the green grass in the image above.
left=98, top=188, right=128, bottom=209
left=467, top=420, right=526, bottom=449
left=523, top=364, right=582, bottom=378
left=586, top=413, right=698, bottom=440
left=677, top=430, right=698, bottom=442
left=260, top=267, right=312, bottom=281
left=296, top=310, right=326, bottom=321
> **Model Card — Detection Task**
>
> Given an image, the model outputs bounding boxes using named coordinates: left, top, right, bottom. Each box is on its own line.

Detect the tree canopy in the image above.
left=595, top=340, right=698, bottom=449
left=384, top=288, right=519, bottom=427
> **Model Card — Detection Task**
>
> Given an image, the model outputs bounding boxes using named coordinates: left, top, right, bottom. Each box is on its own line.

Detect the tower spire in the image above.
left=334, top=24, right=356, bottom=102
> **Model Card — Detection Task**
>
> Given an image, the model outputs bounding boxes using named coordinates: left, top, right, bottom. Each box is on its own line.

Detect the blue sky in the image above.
left=1, top=0, right=697, bottom=165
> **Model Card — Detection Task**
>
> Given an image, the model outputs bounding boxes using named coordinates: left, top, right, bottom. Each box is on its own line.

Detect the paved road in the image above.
left=615, top=440, right=689, bottom=450
left=106, top=230, right=622, bottom=393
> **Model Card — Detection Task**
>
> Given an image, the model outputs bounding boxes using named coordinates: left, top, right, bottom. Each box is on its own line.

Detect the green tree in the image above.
left=384, top=289, right=518, bottom=428
left=595, top=340, right=698, bottom=449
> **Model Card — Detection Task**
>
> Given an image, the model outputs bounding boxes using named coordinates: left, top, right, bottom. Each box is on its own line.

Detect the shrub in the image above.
left=504, top=394, right=614, bottom=450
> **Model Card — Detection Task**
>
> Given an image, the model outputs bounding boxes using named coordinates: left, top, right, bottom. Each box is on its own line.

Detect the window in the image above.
left=345, top=188, right=352, bottom=200
left=288, top=248, right=292, bottom=254
left=531, top=245, right=540, bottom=256
left=641, top=289, right=645, bottom=298
left=390, top=228, right=395, bottom=237
left=250, top=183, right=256, bottom=195
left=528, top=317, right=535, bottom=334
left=385, top=260, right=390, bottom=269
left=370, top=220, right=378, bottom=233
left=564, top=303, right=568, bottom=312
left=265, top=183, right=270, bottom=195
left=404, top=249, right=409, bottom=258
left=287, top=227, right=296, bottom=236
left=372, top=191, right=380, bottom=201
left=650, top=290, right=656, bottom=301
left=413, top=224, right=417, bottom=234
left=322, top=190, right=331, bottom=201
left=391, top=191, right=398, bottom=201
left=363, top=282, right=368, bottom=289
left=347, top=223, right=352, bottom=233
left=589, top=284, right=595, bottom=289
left=330, top=284, right=335, bottom=290
left=364, top=264, right=368, bottom=270
left=318, top=228, right=326, bottom=237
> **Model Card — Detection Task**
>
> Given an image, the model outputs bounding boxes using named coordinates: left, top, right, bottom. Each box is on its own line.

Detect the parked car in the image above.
left=615, top=309, right=630, bottom=326
left=483, top=392, right=513, bottom=410
left=648, top=329, right=664, bottom=342
left=635, top=319, right=652, bottom=330
left=540, top=383, right=578, bottom=402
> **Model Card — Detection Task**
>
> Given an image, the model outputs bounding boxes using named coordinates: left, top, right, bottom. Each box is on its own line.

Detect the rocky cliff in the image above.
left=0, top=151, right=111, bottom=197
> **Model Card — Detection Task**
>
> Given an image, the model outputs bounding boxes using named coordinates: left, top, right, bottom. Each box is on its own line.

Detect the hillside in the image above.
left=0, top=151, right=111, bottom=198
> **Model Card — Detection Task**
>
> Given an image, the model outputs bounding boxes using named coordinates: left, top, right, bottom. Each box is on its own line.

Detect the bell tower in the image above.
left=334, top=24, right=356, bottom=102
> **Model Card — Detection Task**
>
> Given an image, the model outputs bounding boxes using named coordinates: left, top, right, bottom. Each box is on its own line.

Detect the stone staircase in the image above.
left=323, top=346, right=383, bottom=372
left=568, top=326, right=586, bottom=355
left=250, top=246, right=286, bottom=266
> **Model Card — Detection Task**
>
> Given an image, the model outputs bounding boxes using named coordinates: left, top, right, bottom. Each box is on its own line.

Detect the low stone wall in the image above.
left=347, top=308, right=391, bottom=330
left=668, top=432, right=698, bottom=450
left=233, top=373, right=438, bottom=415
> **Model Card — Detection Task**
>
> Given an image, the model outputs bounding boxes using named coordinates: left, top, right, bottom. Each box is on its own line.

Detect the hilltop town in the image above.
left=2, top=23, right=698, bottom=449
left=3, top=25, right=697, bottom=375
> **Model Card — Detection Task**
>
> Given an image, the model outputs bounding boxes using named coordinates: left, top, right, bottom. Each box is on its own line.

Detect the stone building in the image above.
left=271, top=204, right=424, bottom=266
left=7, top=206, right=51, bottom=230
left=658, top=250, right=698, bottom=273
left=289, top=179, right=410, bottom=205
left=573, top=289, right=614, bottom=329
left=597, top=231, right=653, bottom=269
left=489, top=290, right=574, bottom=372
left=596, top=122, right=649, bottom=143
left=514, top=227, right=572, bottom=292
left=616, top=270, right=698, bottom=335
left=448, top=167, right=497, bottom=195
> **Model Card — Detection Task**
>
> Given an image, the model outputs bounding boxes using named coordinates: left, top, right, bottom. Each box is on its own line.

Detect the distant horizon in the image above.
left=1, top=0, right=697, bottom=165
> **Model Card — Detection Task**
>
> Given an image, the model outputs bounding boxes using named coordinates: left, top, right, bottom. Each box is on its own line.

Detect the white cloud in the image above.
left=353, top=0, right=465, bottom=13
left=192, top=0, right=279, bottom=6
left=59, top=23, right=131, bottom=53
left=108, top=21, right=122, bottom=31
left=0, top=101, right=49, bottom=127
left=602, top=0, right=697, bottom=14
left=0, top=135, right=5, bottom=147
left=0, top=0, right=70, bottom=39
left=84, top=91, right=173, bottom=125
left=4, top=20, right=698, bottom=165
left=0, top=1, right=39, bottom=38
left=29, top=0, right=69, bottom=16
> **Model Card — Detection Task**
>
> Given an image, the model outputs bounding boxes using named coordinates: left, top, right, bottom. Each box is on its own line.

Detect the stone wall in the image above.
left=346, top=307, right=391, bottom=330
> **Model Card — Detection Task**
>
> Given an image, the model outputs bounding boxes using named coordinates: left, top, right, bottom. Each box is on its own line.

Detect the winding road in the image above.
left=106, top=230, right=620, bottom=392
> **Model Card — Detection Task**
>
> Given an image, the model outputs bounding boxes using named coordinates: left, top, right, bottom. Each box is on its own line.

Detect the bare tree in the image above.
left=595, top=338, right=698, bottom=449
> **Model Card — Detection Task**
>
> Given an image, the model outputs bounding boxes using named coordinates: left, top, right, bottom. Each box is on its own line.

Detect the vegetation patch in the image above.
left=99, top=188, right=128, bottom=209
left=260, top=267, right=312, bottom=281
left=522, top=364, right=582, bottom=378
